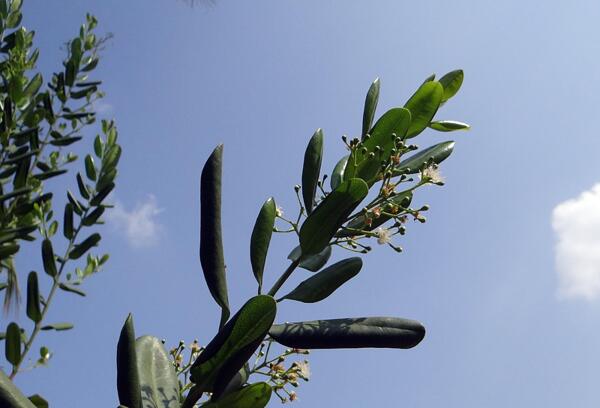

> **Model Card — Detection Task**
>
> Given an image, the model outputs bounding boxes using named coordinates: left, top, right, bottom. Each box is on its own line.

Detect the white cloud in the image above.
left=107, top=195, right=162, bottom=248
left=553, top=184, right=600, bottom=300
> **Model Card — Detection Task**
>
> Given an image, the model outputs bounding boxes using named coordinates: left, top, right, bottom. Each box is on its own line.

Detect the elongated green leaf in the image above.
left=299, top=178, right=368, bottom=256
left=270, top=317, right=425, bottom=349
left=84, top=155, right=97, bottom=180
left=23, top=74, right=42, bottom=97
left=5, top=322, right=21, bottom=366
left=404, top=81, right=443, bottom=138
left=0, top=243, right=19, bottom=259
left=117, top=314, right=141, bottom=408
left=250, top=198, right=276, bottom=292
left=394, top=141, right=455, bottom=175
left=438, top=69, right=464, bottom=102
left=76, top=173, right=90, bottom=199
left=346, top=108, right=411, bottom=183
left=26, top=272, right=41, bottom=323
left=49, top=136, right=82, bottom=147
left=0, top=370, right=36, bottom=408
left=135, top=336, right=179, bottom=408
left=202, top=383, right=272, bottom=408
left=329, top=155, right=347, bottom=191
left=41, top=323, right=73, bottom=331
left=287, top=245, right=332, bottom=272
left=301, top=129, right=323, bottom=214
left=429, top=120, right=470, bottom=132
left=58, top=283, right=86, bottom=297
left=63, top=203, right=74, bottom=239
left=281, top=258, right=362, bottom=303
left=200, top=145, right=230, bottom=326
left=362, top=78, right=380, bottom=137
left=41, top=239, right=57, bottom=277
left=68, top=233, right=101, bottom=259
left=190, top=296, right=276, bottom=396
left=0, top=187, right=32, bottom=203
left=90, top=181, right=114, bottom=206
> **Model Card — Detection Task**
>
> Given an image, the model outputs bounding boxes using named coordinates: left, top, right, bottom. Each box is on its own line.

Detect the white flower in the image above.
left=375, top=227, right=391, bottom=245
left=421, top=165, right=444, bottom=184
left=294, top=360, right=310, bottom=380
left=276, top=206, right=284, bottom=217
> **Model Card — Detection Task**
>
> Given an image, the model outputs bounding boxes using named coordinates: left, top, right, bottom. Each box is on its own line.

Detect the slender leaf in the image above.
left=200, top=145, right=230, bottom=326
left=281, top=257, right=362, bottom=303
left=63, top=203, right=74, bottom=239
left=329, top=155, right=347, bottom=191
left=270, top=316, right=425, bottom=349
left=250, top=198, right=276, bottom=292
left=404, top=81, right=443, bottom=138
left=394, top=141, right=455, bottom=175
left=299, top=178, right=368, bottom=256
left=26, top=272, right=41, bottom=323
left=362, top=78, right=380, bottom=137
left=5, top=322, right=21, bottom=366
left=68, top=233, right=101, bottom=259
left=41, top=239, right=57, bottom=277
left=58, top=283, right=86, bottom=297
left=41, top=323, right=73, bottom=331
left=429, top=120, right=470, bottom=132
left=117, top=314, right=141, bottom=408
left=28, top=395, right=48, bottom=408
left=301, top=129, right=323, bottom=214
left=0, top=243, right=19, bottom=259
left=438, top=69, right=464, bottom=102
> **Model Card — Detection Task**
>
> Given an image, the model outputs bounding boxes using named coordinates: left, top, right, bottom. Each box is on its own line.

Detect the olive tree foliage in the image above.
left=0, top=0, right=121, bottom=405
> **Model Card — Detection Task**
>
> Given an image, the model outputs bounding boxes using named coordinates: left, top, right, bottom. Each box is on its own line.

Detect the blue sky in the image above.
left=6, top=0, right=600, bottom=406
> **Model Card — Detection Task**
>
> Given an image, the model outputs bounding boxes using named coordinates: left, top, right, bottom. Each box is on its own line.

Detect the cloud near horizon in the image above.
left=553, top=183, right=600, bottom=301
left=107, top=195, right=162, bottom=248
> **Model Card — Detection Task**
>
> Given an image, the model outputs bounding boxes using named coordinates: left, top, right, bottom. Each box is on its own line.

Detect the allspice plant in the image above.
left=110, top=70, right=469, bottom=408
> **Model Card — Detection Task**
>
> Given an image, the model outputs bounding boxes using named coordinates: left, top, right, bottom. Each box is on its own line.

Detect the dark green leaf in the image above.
left=0, top=370, right=36, bottom=408
left=58, top=283, right=86, bottom=297
left=67, top=190, right=85, bottom=215
left=190, top=296, right=276, bottom=396
left=280, top=257, right=362, bottom=303
left=394, top=141, right=455, bottom=175
left=135, top=336, right=180, bottom=408
left=362, top=78, right=380, bottom=137
left=299, top=178, right=368, bottom=256
left=429, top=120, right=470, bottom=132
left=82, top=206, right=104, bottom=226
left=250, top=198, right=276, bottom=292
left=84, top=155, right=96, bottom=180
left=90, top=182, right=114, bottom=206
left=200, top=145, right=230, bottom=326
left=117, top=314, right=141, bottom=408
left=102, top=144, right=121, bottom=170
left=26, top=272, right=41, bottom=323
left=404, top=81, right=443, bottom=138
left=49, top=136, right=82, bottom=146
left=202, top=383, right=272, bottom=408
left=270, top=316, right=425, bottom=349
left=0, top=187, right=32, bottom=203
left=24, top=74, right=42, bottom=97
left=301, top=129, right=323, bottom=214
left=5, top=322, right=21, bottom=366
left=68, top=233, right=100, bottom=259
left=41, top=239, right=57, bottom=277
left=287, top=245, right=332, bottom=272
left=329, top=155, right=347, bottom=191
left=76, top=173, right=90, bottom=199
left=438, top=69, right=464, bottom=102
left=41, top=323, right=73, bottom=331
left=0, top=244, right=19, bottom=259
left=33, top=169, right=68, bottom=181
left=27, top=394, right=48, bottom=408
left=63, top=203, right=74, bottom=239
